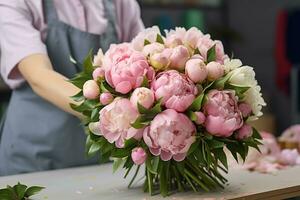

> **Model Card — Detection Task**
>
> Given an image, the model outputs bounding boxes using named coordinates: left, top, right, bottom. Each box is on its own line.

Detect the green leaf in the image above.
left=131, top=116, right=149, bottom=129
left=188, top=93, right=204, bottom=111
left=213, top=72, right=232, bottom=89
left=228, top=84, right=250, bottom=94
left=156, top=34, right=164, bottom=44
left=25, top=186, right=45, bottom=197
left=137, top=103, right=149, bottom=115
left=252, top=127, right=262, bottom=140
left=144, top=39, right=151, bottom=46
left=13, top=182, right=27, bottom=199
left=90, top=108, right=100, bottom=122
left=88, top=142, right=101, bottom=156
left=213, top=148, right=228, bottom=169
left=113, top=158, right=125, bottom=173
left=206, top=44, right=216, bottom=63
left=83, top=50, right=94, bottom=74
left=111, top=148, right=131, bottom=158
left=187, top=140, right=200, bottom=155
left=146, top=157, right=157, bottom=174
left=207, top=140, right=225, bottom=149
left=69, top=73, right=91, bottom=88
left=188, top=111, right=198, bottom=122
left=159, top=162, right=168, bottom=197
left=141, top=76, right=150, bottom=88
left=71, top=90, right=84, bottom=102
left=0, top=188, right=13, bottom=200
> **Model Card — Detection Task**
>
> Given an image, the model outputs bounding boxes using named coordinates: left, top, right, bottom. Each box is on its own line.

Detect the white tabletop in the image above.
left=0, top=163, right=300, bottom=200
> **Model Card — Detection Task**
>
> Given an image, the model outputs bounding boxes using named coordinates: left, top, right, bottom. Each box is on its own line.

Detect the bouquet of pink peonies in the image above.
left=70, top=26, right=266, bottom=196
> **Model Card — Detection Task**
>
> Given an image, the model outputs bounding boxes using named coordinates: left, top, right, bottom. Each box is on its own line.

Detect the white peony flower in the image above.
left=228, top=66, right=257, bottom=87
left=243, top=85, right=266, bottom=120
left=132, top=26, right=162, bottom=51
left=224, top=58, right=242, bottom=73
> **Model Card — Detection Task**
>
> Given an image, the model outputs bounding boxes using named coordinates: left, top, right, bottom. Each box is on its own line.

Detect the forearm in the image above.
left=18, top=54, right=83, bottom=118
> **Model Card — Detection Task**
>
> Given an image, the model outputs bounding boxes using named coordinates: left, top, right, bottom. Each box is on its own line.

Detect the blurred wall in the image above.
left=227, top=0, right=300, bottom=134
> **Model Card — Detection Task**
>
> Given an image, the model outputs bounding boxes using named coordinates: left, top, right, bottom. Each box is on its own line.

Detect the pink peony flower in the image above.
left=165, top=27, right=186, bottom=48
left=83, top=80, right=100, bottom=99
left=204, top=90, right=243, bottom=137
left=103, top=43, right=155, bottom=94
left=143, top=109, right=196, bottom=161
left=206, top=61, right=224, bottom=81
left=91, top=98, right=143, bottom=148
left=185, top=58, right=207, bottom=83
left=169, top=45, right=190, bottom=70
left=194, top=111, right=206, bottom=125
left=238, top=103, right=252, bottom=117
left=235, top=124, right=253, bottom=140
left=184, top=27, right=204, bottom=49
left=151, top=70, right=198, bottom=112
left=100, top=92, right=114, bottom=105
left=131, top=147, right=147, bottom=165
left=92, top=67, right=105, bottom=80
left=130, top=87, right=155, bottom=109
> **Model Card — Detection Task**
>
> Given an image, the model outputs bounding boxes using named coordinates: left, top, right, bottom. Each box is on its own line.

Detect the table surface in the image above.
left=0, top=163, right=300, bottom=200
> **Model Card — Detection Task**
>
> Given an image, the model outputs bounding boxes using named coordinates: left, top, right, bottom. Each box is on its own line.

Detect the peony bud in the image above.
left=235, top=124, right=253, bottom=140
left=206, top=61, right=224, bottom=81
left=130, top=87, right=155, bottom=109
left=83, top=80, right=100, bottom=99
left=142, top=42, right=164, bottom=56
left=150, top=48, right=172, bottom=70
left=131, top=147, right=147, bottom=165
left=169, top=45, right=190, bottom=70
left=185, top=58, right=208, bottom=83
left=194, top=112, right=206, bottom=125
left=92, top=67, right=105, bottom=80
left=100, top=92, right=114, bottom=105
left=238, top=103, right=252, bottom=117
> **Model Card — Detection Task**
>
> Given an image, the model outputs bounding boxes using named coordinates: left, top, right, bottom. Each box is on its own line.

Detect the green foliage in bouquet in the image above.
left=0, top=182, right=45, bottom=200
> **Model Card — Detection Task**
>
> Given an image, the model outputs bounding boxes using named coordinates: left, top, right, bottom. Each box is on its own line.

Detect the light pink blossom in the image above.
left=143, top=109, right=196, bottom=161
left=169, top=45, right=190, bottom=70
left=185, top=58, right=207, bottom=83
left=194, top=111, right=206, bottom=125
left=235, top=124, right=253, bottom=140
left=92, top=67, right=105, bottom=80
left=83, top=80, right=99, bottom=99
left=91, top=98, right=143, bottom=148
left=103, top=43, right=155, bottom=94
left=206, top=61, right=224, bottom=81
left=130, top=87, right=155, bottom=109
left=100, top=92, right=114, bottom=105
left=151, top=70, right=198, bottom=112
left=204, top=90, right=243, bottom=137
left=238, top=103, right=252, bottom=117
left=131, top=147, right=147, bottom=165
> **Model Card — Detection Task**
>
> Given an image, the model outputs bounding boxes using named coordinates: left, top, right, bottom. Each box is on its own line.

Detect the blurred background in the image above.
left=1, top=0, right=300, bottom=136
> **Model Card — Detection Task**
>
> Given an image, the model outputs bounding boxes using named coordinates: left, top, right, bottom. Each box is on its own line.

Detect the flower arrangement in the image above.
left=69, top=26, right=266, bottom=197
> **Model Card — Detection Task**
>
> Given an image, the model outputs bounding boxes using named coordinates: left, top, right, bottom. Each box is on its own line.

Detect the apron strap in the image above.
left=101, top=0, right=119, bottom=51
left=43, top=0, right=58, bottom=24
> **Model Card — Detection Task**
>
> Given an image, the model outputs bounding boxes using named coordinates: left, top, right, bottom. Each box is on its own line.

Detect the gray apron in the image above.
left=0, top=0, right=118, bottom=176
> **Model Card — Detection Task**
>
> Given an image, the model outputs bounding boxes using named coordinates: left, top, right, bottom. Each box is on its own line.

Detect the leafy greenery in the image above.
left=0, top=182, right=44, bottom=200
left=206, top=44, right=216, bottom=63
left=156, top=34, right=164, bottom=44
